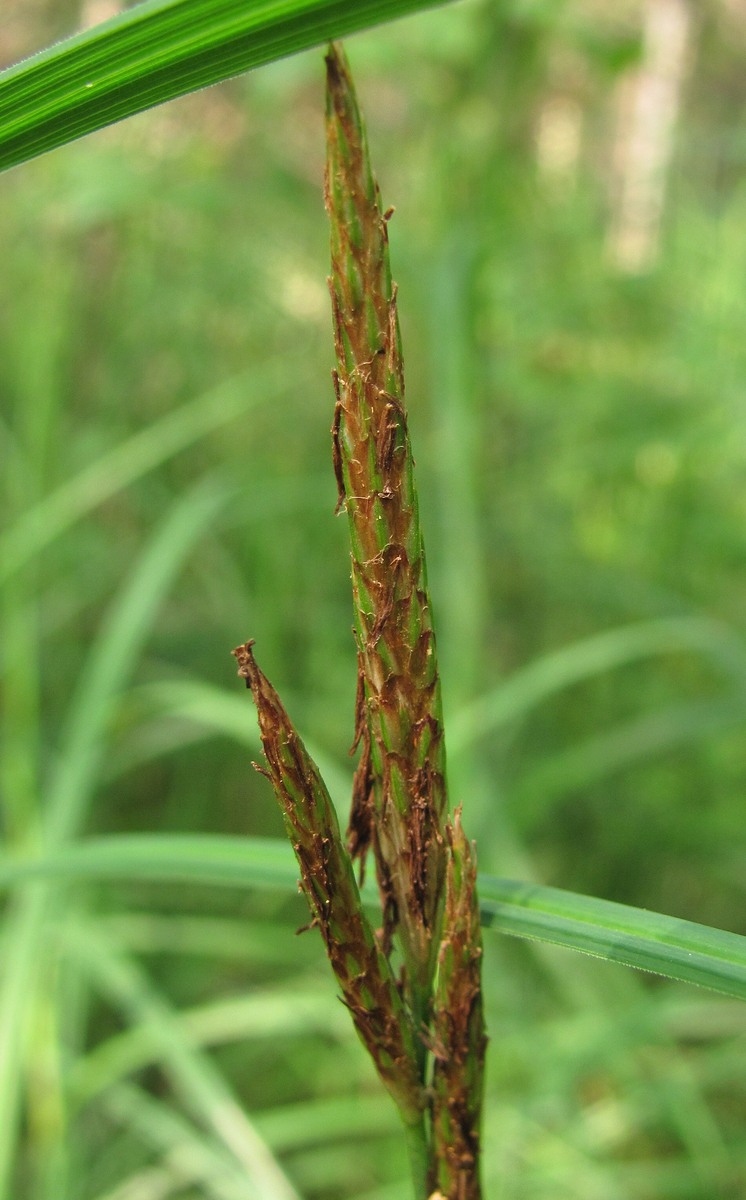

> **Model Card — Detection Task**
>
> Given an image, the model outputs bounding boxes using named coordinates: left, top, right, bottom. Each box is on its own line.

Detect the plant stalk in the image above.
left=403, top=1113, right=433, bottom=1200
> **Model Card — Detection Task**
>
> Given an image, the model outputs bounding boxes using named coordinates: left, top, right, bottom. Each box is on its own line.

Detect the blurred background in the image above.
left=3, top=0, right=746, bottom=1196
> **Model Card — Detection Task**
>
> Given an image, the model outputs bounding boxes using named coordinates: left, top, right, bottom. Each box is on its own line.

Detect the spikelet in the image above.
left=233, top=43, right=487, bottom=1193
left=430, top=811, right=487, bottom=1199
left=325, top=41, right=447, bottom=1005
left=232, top=641, right=425, bottom=1127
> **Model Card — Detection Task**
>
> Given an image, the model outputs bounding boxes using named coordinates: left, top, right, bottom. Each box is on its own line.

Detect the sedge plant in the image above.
left=5, top=6, right=746, bottom=1200
left=233, top=44, right=486, bottom=1199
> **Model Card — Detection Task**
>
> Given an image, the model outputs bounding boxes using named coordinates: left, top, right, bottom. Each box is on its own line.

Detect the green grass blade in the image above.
left=478, top=876, right=746, bottom=1003
left=45, top=478, right=229, bottom=846
left=514, top=695, right=746, bottom=823
left=253, top=1095, right=398, bottom=1153
left=113, top=678, right=352, bottom=804
left=0, top=834, right=298, bottom=892
left=447, top=616, right=746, bottom=756
left=98, top=911, right=316, bottom=966
left=0, top=891, right=48, bottom=1200
left=72, top=984, right=349, bottom=1105
left=93, top=1164, right=179, bottom=1200
left=0, top=369, right=280, bottom=585
left=3, top=835, right=746, bottom=1002
left=99, top=1083, right=257, bottom=1200
left=66, top=919, right=300, bottom=1200
left=0, top=0, right=450, bottom=173
left=0, top=485, right=228, bottom=1200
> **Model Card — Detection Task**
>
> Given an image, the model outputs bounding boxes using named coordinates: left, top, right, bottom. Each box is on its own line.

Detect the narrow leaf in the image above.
left=46, top=478, right=229, bottom=845
left=66, top=919, right=300, bottom=1200
left=0, top=369, right=279, bottom=585
left=0, top=0, right=451, bottom=173
left=479, top=876, right=746, bottom=1003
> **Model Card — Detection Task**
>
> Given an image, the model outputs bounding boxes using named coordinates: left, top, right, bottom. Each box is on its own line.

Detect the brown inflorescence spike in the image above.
left=232, top=641, right=425, bottom=1128
left=430, top=810, right=487, bottom=1199
left=325, top=40, right=448, bottom=1011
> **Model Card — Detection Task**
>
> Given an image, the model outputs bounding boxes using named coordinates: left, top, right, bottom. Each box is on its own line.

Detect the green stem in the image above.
left=402, top=1113, right=432, bottom=1200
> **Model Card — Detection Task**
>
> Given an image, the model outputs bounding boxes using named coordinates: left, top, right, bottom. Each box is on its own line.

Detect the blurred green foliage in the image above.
left=3, top=0, right=746, bottom=1196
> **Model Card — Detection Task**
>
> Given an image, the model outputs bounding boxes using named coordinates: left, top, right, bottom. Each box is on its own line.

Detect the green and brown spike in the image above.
left=325, top=41, right=448, bottom=1010
left=431, top=811, right=487, bottom=1199
left=232, top=641, right=425, bottom=1130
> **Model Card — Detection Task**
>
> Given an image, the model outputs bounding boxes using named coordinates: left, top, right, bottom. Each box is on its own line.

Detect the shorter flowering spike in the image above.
left=232, top=641, right=425, bottom=1129
left=430, top=810, right=487, bottom=1200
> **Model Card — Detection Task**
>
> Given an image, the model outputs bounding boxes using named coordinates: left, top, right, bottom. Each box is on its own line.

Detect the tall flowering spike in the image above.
left=232, top=641, right=425, bottom=1129
left=431, top=811, right=487, bottom=1200
left=325, top=41, right=448, bottom=1002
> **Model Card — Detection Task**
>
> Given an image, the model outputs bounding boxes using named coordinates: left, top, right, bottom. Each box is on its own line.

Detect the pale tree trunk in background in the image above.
left=720, top=0, right=746, bottom=24
left=1, top=2, right=84, bottom=66
left=607, top=0, right=693, bottom=273
left=80, top=0, right=121, bottom=30
left=536, top=94, right=583, bottom=189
